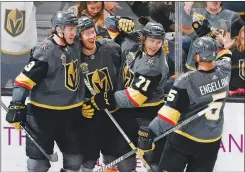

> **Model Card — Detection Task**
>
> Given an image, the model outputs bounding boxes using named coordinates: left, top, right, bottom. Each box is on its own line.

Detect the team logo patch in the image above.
left=80, top=63, right=89, bottom=74
left=60, top=54, right=67, bottom=65
left=145, top=57, right=156, bottom=68
left=239, top=59, right=245, bottom=80
left=86, top=67, right=113, bottom=93
left=64, top=59, right=79, bottom=91
left=4, top=8, right=25, bottom=37
left=126, top=52, right=136, bottom=66
left=123, top=66, right=134, bottom=88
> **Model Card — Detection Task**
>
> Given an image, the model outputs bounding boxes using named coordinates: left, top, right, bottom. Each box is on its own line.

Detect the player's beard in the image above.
left=82, top=39, right=96, bottom=50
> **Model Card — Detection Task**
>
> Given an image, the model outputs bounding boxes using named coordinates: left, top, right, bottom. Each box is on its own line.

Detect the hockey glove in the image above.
left=6, top=101, right=26, bottom=130
left=81, top=91, right=116, bottom=119
left=137, top=126, right=155, bottom=156
left=118, top=17, right=135, bottom=33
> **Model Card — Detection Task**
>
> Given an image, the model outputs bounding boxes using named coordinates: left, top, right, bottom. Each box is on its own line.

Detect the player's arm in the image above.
left=182, top=2, right=196, bottom=35
left=6, top=44, right=49, bottom=128
left=137, top=75, right=191, bottom=154
left=82, top=71, right=163, bottom=118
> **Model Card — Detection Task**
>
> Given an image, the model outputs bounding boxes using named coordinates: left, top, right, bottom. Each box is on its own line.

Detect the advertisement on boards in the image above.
left=1, top=96, right=244, bottom=172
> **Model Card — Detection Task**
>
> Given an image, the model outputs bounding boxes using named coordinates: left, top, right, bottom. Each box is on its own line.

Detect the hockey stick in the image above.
left=84, top=78, right=153, bottom=171
left=95, top=100, right=216, bottom=172
left=0, top=100, right=58, bottom=162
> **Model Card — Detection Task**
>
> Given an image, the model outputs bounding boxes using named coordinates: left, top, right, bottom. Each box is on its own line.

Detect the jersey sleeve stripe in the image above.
left=216, top=49, right=232, bottom=60
left=15, top=72, right=36, bottom=90
left=125, top=87, right=147, bottom=107
left=157, top=105, right=181, bottom=126
left=182, top=26, right=194, bottom=35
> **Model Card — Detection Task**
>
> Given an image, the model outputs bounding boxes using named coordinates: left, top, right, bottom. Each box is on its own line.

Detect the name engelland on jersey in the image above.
left=199, top=76, right=230, bottom=95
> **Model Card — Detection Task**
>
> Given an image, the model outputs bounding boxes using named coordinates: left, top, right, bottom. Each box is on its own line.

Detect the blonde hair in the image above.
left=236, top=26, right=244, bottom=52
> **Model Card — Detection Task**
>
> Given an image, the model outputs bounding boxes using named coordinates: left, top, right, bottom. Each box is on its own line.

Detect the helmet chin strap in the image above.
left=56, top=29, right=72, bottom=46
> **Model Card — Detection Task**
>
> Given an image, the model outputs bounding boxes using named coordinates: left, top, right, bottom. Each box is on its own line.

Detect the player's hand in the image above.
left=81, top=101, right=96, bottom=119
left=118, top=17, right=135, bottom=33
left=6, top=101, right=26, bottom=130
left=81, top=91, right=116, bottom=118
left=137, top=126, right=155, bottom=156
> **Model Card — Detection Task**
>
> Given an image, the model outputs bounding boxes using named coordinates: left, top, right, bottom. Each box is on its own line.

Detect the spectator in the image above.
left=68, top=2, right=110, bottom=39
left=68, top=2, right=109, bottom=28
left=229, top=26, right=245, bottom=96
left=104, top=2, right=121, bottom=15
left=182, top=2, right=244, bottom=71
left=1, top=2, right=37, bottom=88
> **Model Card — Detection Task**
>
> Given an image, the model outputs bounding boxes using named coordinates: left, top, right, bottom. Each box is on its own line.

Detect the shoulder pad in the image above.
left=97, top=38, right=115, bottom=44
left=173, top=72, right=193, bottom=89
left=97, top=38, right=120, bottom=49
left=32, top=38, right=54, bottom=62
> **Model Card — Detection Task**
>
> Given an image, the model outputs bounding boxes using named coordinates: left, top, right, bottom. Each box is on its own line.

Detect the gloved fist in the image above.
left=6, top=101, right=26, bottom=130
left=81, top=91, right=116, bottom=119
left=118, top=17, right=135, bottom=33
left=81, top=101, right=95, bottom=119
left=137, top=126, right=155, bottom=156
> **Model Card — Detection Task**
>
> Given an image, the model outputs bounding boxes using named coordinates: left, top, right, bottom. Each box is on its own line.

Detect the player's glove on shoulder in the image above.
left=81, top=91, right=116, bottom=119
left=137, top=126, right=156, bottom=156
left=6, top=101, right=26, bottom=130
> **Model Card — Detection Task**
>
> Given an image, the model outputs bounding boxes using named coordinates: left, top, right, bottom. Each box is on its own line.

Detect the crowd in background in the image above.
left=1, top=1, right=244, bottom=97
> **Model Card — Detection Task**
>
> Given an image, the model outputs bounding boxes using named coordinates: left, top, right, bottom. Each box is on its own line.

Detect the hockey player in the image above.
left=5, top=11, right=85, bottom=172
left=137, top=37, right=231, bottom=172
left=77, top=16, right=122, bottom=172
left=88, top=17, right=169, bottom=171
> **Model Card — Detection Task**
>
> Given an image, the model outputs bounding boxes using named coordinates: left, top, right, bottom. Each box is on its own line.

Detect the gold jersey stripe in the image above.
left=185, top=63, right=196, bottom=71
left=175, top=130, right=222, bottom=143
left=158, top=106, right=181, bottom=126
left=182, top=25, right=195, bottom=35
left=28, top=100, right=83, bottom=110
left=215, top=49, right=232, bottom=60
left=125, top=87, right=147, bottom=107
left=1, top=49, right=31, bottom=55
left=15, top=72, right=36, bottom=90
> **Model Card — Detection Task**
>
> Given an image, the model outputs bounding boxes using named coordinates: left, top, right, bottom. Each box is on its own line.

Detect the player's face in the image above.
left=63, top=26, right=77, bottom=44
left=81, top=27, right=97, bottom=50
left=240, top=30, right=244, bottom=47
left=87, top=2, right=103, bottom=17
left=206, top=2, right=221, bottom=11
left=144, top=37, right=163, bottom=56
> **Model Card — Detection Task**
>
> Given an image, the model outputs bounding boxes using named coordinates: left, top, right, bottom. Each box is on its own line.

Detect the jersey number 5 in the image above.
left=205, top=102, right=222, bottom=121
left=167, top=89, right=177, bottom=102
left=135, top=76, right=151, bottom=91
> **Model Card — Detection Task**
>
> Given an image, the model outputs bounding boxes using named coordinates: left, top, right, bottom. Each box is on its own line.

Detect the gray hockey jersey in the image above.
left=80, top=38, right=121, bottom=111
left=116, top=32, right=169, bottom=107
left=149, top=57, right=231, bottom=142
left=15, top=36, right=85, bottom=109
